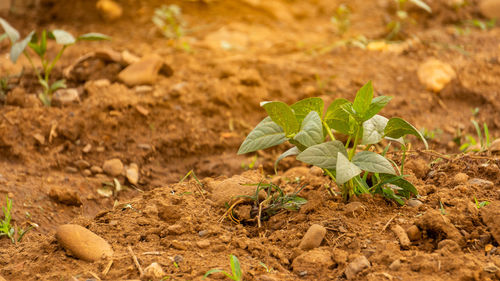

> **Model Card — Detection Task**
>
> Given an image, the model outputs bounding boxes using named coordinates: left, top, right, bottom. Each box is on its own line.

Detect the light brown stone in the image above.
left=56, top=224, right=113, bottom=261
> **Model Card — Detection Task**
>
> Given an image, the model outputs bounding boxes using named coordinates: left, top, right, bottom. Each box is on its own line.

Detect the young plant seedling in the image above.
left=238, top=81, right=428, bottom=204
left=0, top=18, right=110, bottom=106
left=386, top=0, right=432, bottom=40
left=152, top=4, right=186, bottom=39
left=1, top=196, right=35, bottom=243
left=474, top=196, right=490, bottom=209
left=203, top=255, right=242, bottom=281
left=459, top=120, right=492, bottom=152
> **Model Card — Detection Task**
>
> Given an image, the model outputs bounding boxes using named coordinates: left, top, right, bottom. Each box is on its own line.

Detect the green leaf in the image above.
left=380, top=174, right=418, bottom=199
left=283, top=196, right=307, bottom=211
left=352, top=151, right=396, bottom=175
left=262, top=101, right=299, bottom=136
left=336, top=152, right=361, bottom=185
left=293, top=111, right=324, bottom=147
left=40, top=30, right=47, bottom=55
left=230, top=255, right=242, bottom=281
left=0, top=18, right=20, bottom=43
left=296, top=141, right=347, bottom=169
left=274, top=146, right=299, bottom=173
left=324, top=98, right=352, bottom=134
left=50, top=79, right=67, bottom=91
left=51, top=29, right=76, bottom=45
left=353, top=81, right=373, bottom=116
left=77, top=32, right=111, bottom=41
left=10, top=31, right=34, bottom=63
left=384, top=117, right=428, bottom=149
left=290, top=97, right=324, bottom=124
left=363, top=96, right=392, bottom=121
left=409, top=0, right=432, bottom=13
left=361, top=115, right=388, bottom=145
left=238, top=117, right=288, bottom=154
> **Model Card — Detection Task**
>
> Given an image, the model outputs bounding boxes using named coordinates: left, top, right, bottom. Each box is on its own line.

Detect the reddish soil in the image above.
left=0, top=0, right=500, bottom=280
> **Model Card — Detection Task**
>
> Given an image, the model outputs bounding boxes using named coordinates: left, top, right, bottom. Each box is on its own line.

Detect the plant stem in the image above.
left=323, top=169, right=336, bottom=197
left=400, top=143, right=407, bottom=175
left=345, top=135, right=352, bottom=149
left=22, top=51, right=42, bottom=82
left=348, top=125, right=361, bottom=160
left=46, top=45, right=67, bottom=78
left=322, top=121, right=336, bottom=141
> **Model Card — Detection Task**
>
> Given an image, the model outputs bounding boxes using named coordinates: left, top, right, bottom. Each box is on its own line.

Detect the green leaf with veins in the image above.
left=384, top=117, right=428, bottom=149
left=380, top=174, right=418, bottom=198
left=237, top=117, right=287, bottom=154
left=363, top=95, right=392, bottom=121
left=261, top=101, right=299, bottom=136
left=352, top=151, right=396, bottom=175
left=10, top=31, right=34, bottom=63
left=293, top=111, right=324, bottom=148
left=51, top=29, right=76, bottom=45
left=336, top=152, right=362, bottom=185
left=362, top=115, right=388, bottom=145
left=324, top=98, right=352, bottom=134
left=352, top=81, right=373, bottom=116
left=296, top=141, right=347, bottom=169
left=291, top=97, right=324, bottom=125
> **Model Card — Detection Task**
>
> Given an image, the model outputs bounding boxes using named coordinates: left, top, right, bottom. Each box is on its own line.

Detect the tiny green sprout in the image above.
left=459, top=120, right=492, bottom=152
left=439, top=200, right=446, bottom=215
left=474, top=196, right=490, bottom=209
left=1, top=195, right=35, bottom=243
left=0, top=18, right=110, bottom=106
left=241, top=155, right=258, bottom=170
left=386, top=0, right=432, bottom=40
left=204, top=255, right=243, bottom=281
left=259, top=261, right=273, bottom=273
left=238, top=81, right=427, bottom=204
left=152, top=5, right=186, bottom=39
left=331, top=4, right=351, bottom=35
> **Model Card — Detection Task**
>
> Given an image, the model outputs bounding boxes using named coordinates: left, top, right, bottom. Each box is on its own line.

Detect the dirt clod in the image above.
left=292, top=248, right=334, bottom=276
left=479, top=0, right=500, bottom=19
left=345, top=255, right=371, bottom=280
left=142, top=262, right=165, bottom=280
left=417, top=59, right=456, bottom=92
left=299, top=224, right=326, bottom=250
left=391, top=224, right=411, bottom=249
left=118, top=56, right=167, bottom=86
left=452, top=172, right=469, bottom=185
left=406, top=225, right=421, bottom=241
left=343, top=202, right=365, bottom=216
left=480, top=203, right=500, bottom=244
left=55, top=224, right=113, bottom=262
left=48, top=186, right=82, bottom=206
left=416, top=209, right=465, bottom=246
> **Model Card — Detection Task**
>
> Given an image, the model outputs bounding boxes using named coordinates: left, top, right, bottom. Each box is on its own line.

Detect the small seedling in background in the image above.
left=386, top=0, right=432, bottom=40
left=241, top=155, right=258, bottom=170
left=259, top=261, right=274, bottom=273
left=331, top=4, right=351, bottom=35
left=203, top=255, right=243, bottom=281
left=420, top=127, right=442, bottom=141
left=1, top=196, right=36, bottom=243
left=152, top=5, right=186, bottom=39
left=238, top=81, right=428, bottom=204
left=439, top=200, right=446, bottom=215
left=474, top=196, right=490, bottom=209
left=0, top=18, right=110, bottom=106
left=459, top=120, right=491, bottom=152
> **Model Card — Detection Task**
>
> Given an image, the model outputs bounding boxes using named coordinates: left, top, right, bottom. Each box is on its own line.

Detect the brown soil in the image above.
left=1, top=0, right=500, bottom=280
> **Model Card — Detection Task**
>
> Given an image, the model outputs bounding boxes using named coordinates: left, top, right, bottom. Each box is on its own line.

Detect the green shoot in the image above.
left=386, top=0, right=432, bottom=40
left=259, top=261, right=274, bottom=273
left=1, top=196, right=35, bottom=243
left=0, top=18, right=110, bottom=106
left=474, top=196, right=490, bottom=209
left=331, top=4, right=351, bottom=35
left=238, top=81, right=427, bottom=204
left=459, top=120, right=492, bottom=152
left=152, top=5, right=186, bottom=39
left=439, top=200, right=446, bottom=215
left=203, top=255, right=243, bottom=281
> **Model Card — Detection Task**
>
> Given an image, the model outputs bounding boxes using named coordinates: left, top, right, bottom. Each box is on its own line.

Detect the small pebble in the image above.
left=406, top=225, right=421, bottom=241
left=196, top=240, right=211, bottom=249
left=198, top=230, right=208, bottom=237
left=453, top=173, right=469, bottom=185
left=102, top=158, right=123, bottom=177
left=299, top=224, right=326, bottom=250
left=56, top=224, right=113, bottom=262
left=143, top=262, right=165, bottom=279
left=407, top=199, right=423, bottom=207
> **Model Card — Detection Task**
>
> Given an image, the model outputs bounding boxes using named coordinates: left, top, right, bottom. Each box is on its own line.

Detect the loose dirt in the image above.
left=0, top=0, right=500, bottom=280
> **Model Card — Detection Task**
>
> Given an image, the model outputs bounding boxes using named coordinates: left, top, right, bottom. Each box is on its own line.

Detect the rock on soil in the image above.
left=480, top=203, right=500, bottom=244
left=489, top=139, right=500, bottom=153
left=48, top=186, right=82, bottom=206
left=391, top=224, right=411, bottom=249
left=118, top=56, right=168, bottom=86
left=343, top=202, right=365, bottom=216
left=209, top=173, right=264, bottom=206
left=292, top=248, right=334, bottom=276
left=96, top=0, right=123, bottom=21
left=143, top=262, right=165, bottom=279
left=479, top=0, right=500, bottom=19
left=102, top=158, right=123, bottom=177
left=126, top=163, right=139, bottom=185
left=405, top=158, right=429, bottom=179
left=55, top=224, right=113, bottom=262
left=406, top=225, right=421, bottom=241
left=417, top=58, right=456, bottom=92
left=416, top=209, right=465, bottom=246
left=345, top=256, right=371, bottom=280
left=52, top=88, right=80, bottom=106
left=452, top=172, right=469, bottom=185
left=299, top=224, right=327, bottom=250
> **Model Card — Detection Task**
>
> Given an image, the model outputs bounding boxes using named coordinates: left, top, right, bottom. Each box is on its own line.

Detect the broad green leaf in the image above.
left=291, top=97, right=324, bottom=124
left=77, top=32, right=111, bottom=41
left=230, top=255, right=242, bottom=280
left=409, top=0, right=432, bottom=13
left=324, top=98, right=352, bottom=134
left=262, top=101, right=299, bottom=136
left=363, top=96, right=392, bottom=121
left=274, top=146, right=299, bottom=173
left=336, top=152, right=361, bottom=185
left=51, top=29, right=76, bottom=45
left=283, top=196, right=307, bottom=211
left=10, top=31, right=34, bottom=63
left=293, top=111, right=324, bottom=147
left=380, top=174, right=418, bottom=198
left=353, top=81, right=373, bottom=116
left=238, top=117, right=287, bottom=154
left=361, top=115, right=388, bottom=145
left=352, top=151, right=396, bottom=175
left=0, top=18, right=20, bottom=43
left=384, top=117, right=428, bottom=149
left=296, top=140, right=347, bottom=169
left=50, top=79, right=67, bottom=91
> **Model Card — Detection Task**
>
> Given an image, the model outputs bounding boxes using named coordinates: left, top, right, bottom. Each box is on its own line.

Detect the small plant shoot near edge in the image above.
left=238, top=81, right=428, bottom=204
left=0, top=18, right=110, bottom=106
